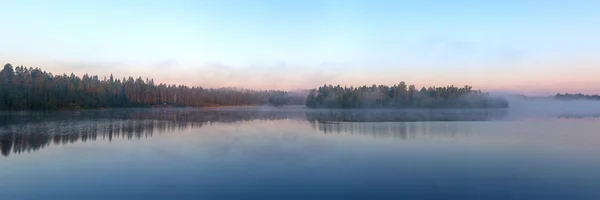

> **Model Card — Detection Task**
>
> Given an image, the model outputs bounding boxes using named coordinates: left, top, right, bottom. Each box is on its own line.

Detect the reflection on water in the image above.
left=557, top=113, right=600, bottom=119
left=0, top=108, right=306, bottom=125
left=311, top=121, right=472, bottom=140
left=0, top=108, right=500, bottom=157
left=2, top=108, right=600, bottom=199
left=0, top=108, right=308, bottom=157
left=0, top=119, right=204, bottom=157
left=306, top=109, right=508, bottom=122
left=7, top=107, right=593, bottom=157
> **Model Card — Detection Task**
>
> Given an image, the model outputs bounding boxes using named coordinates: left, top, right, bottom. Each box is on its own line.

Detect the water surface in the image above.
left=1, top=108, right=600, bottom=199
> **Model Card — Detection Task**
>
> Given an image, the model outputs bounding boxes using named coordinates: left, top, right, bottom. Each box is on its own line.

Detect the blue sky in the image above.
left=1, top=0, right=599, bottom=94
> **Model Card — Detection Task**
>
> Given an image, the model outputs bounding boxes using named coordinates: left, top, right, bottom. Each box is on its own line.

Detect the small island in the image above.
left=305, top=83, right=509, bottom=109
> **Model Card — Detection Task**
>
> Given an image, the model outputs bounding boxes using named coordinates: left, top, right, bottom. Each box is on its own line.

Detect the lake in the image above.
left=1, top=107, right=600, bottom=199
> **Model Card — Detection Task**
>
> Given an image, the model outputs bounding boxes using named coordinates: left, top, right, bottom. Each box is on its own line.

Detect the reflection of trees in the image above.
left=0, top=108, right=504, bottom=157
left=0, top=109, right=306, bottom=157
left=306, top=109, right=507, bottom=122
left=0, top=108, right=306, bottom=126
left=0, top=119, right=210, bottom=157
left=556, top=114, right=600, bottom=119
left=305, top=109, right=498, bottom=140
left=311, top=121, right=473, bottom=140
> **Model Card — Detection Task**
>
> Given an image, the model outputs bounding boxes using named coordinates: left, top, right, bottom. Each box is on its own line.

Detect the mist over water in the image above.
left=2, top=107, right=600, bottom=199
left=501, top=95, right=600, bottom=119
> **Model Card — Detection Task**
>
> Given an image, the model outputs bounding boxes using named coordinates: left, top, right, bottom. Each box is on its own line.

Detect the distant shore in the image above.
left=305, top=84, right=509, bottom=109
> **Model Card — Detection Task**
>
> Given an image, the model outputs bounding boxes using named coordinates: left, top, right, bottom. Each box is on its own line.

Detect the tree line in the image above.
left=0, top=63, right=303, bottom=110
left=555, top=93, right=600, bottom=101
left=305, top=83, right=509, bottom=108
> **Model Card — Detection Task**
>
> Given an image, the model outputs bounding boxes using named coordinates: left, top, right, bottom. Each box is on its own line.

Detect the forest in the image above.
left=305, top=83, right=509, bottom=109
left=1, top=63, right=510, bottom=111
left=0, top=63, right=303, bottom=110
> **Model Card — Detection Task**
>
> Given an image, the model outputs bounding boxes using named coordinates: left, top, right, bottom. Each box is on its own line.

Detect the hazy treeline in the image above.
left=0, top=63, right=304, bottom=110
left=555, top=93, right=600, bottom=101
left=305, top=83, right=509, bottom=108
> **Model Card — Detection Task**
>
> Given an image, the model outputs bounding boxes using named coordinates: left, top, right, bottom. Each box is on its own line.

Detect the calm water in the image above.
left=1, top=107, right=600, bottom=199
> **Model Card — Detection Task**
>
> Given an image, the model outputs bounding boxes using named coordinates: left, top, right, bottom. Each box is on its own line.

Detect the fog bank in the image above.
left=500, top=94, right=600, bottom=119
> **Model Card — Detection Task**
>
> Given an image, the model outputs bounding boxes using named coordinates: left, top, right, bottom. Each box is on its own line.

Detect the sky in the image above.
left=1, top=0, right=599, bottom=95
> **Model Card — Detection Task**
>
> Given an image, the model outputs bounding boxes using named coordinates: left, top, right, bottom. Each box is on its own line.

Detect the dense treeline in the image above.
left=305, top=83, right=508, bottom=108
left=555, top=93, right=600, bottom=101
left=0, top=63, right=301, bottom=110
